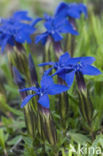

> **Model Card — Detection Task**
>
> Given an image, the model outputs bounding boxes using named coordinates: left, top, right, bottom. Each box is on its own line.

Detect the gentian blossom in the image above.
left=55, top=2, right=87, bottom=19
left=39, top=52, right=101, bottom=88
left=0, top=11, right=35, bottom=52
left=35, top=14, right=78, bottom=45
left=20, top=74, right=68, bottom=108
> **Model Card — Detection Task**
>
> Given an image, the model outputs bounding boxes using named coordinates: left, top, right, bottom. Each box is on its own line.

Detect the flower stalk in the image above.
left=76, top=71, right=93, bottom=126
left=13, top=67, right=36, bottom=138
left=38, top=105, right=57, bottom=145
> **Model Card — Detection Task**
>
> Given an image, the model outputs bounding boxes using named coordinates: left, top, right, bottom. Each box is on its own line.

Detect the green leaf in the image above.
left=0, top=129, right=6, bottom=149
left=8, top=135, right=22, bottom=145
left=69, top=132, right=91, bottom=145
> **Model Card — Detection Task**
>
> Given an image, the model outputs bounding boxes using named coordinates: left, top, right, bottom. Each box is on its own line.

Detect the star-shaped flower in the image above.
left=35, top=15, right=78, bottom=45
left=39, top=52, right=101, bottom=88
left=39, top=52, right=81, bottom=78
left=0, top=11, right=35, bottom=52
left=20, top=74, right=68, bottom=108
left=55, top=2, right=87, bottom=19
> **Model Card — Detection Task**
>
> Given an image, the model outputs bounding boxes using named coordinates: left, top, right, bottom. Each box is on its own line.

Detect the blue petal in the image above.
left=66, top=57, right=82, bottom=65
left=59, top=52, right=70, bottom=65
left=67, top=3, right=88, bottom=19
left=20, top=87, right=38, bottom=92
left=58, top=72, right=66, bottom=80
left=31, top=17, right=43, bottom=27
left=16, top=32, right=31, bottom=43
left=43, top=67, right=54, bottom=76
left=55, top=2, right=68, bottom=17
left=52, top=68, right=66, bottom=77
left=80, top=57, right=96, bottom=64
left=21, top=94, right=36, bottom=108
left=58, top=20, right=79, bottom=35
left=65, top=71, right=75, bottom=88
left=40, top=75, right=54, bottom=89
left=44, top=20, right=53, bottom=31
left=13, top=11, right=32, bottom=21
left=38, top=62, right=54, bottom=66
left=82, top=65, right=101, bottom=75
left=15, top=24, right=34, bottom=43
left=48, top=84, right=68, bottom=95
left=52, top=32, right=63, bottom=41
left=38, top=94, right=49, bottom=108
left=78, top=3, right=88, bottom=18
left=35, top=32, right=48, bottom=44
left=44, top=13, right=52, bottom=21
left=1, top=36, right=9, bottom=52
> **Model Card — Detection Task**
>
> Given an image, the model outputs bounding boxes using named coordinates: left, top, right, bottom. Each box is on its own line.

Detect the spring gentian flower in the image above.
left=63, top=56, right=101, bottom=88
left=55, top=2, right=87, bottom=19
left=20, top=74, right=68, bottom=108
left=0, top=11, right=35, bottom=52
left=35, top=15, right=78, bottom=45
left=39, top=52, right=101, bottom=88
left=39, top=52, right=81, bottom=78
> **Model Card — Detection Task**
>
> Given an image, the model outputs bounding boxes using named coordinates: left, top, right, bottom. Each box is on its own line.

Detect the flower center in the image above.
left=74, top=63, right=82, bottom=72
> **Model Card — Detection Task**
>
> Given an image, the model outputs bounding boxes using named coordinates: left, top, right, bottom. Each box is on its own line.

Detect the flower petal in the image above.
left=38, top=94, right=49, bottom=108
left=52, top=32, right=63, bottom=41
left=65, top=71, right=75, bottom=88
left=43, top=67, right=54, bottom=76
left=59, top=52, right=70, bottom=65
left=66, top=57, right=81, bottom=65
left=80, top=57, right=96, bottom=64
left=55, top=2, right=68, bottom=17
left=68, top=3, right=88, bottom=19
left=20, top=87, right=38, bottom=92
left=40, top=75, right=54, bottom=89
left=13, top=11, right=32, bottom=21
left=35, top=32, right=48, bottom=44
left=82, top=65, right=101, bottom=75
left=1, top=35, right=9, bottom=52
left=58, top=20, right=79, bottom=35
left=48, top=84, right=68, bottom=95
left=21, top=94, right=36, bottom=108
left=31, top=17, right=43, bottom=26
left=52, top=68, right=65, bottom=77
left=38, top=62, right=54, bottom=66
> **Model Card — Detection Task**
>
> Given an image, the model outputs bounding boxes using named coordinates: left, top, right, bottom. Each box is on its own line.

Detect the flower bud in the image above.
left=38, top=104, right=57, bottom=145
left=28, top=53, right=38, bottom=86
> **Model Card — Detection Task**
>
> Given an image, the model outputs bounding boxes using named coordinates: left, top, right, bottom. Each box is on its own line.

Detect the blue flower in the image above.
left=0, top=11, right=35, bottom=52
left=35, top=15, right=78, bottom=45
left=20, top=74, right=68, bottom=108
left=39, top=52, right=101, bottom=88
left=55, top=2, right=87, bottom=19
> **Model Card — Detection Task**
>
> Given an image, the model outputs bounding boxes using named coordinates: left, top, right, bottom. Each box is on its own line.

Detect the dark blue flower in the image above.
left=0, top=11, right=35, bottom=52
left=20, top=74, right=68, bottom=108
left=39, top=52, right=101, bottom=88
left=55, top=2, right=87, bottom=19
left=35, top=15, right=78, bottom=45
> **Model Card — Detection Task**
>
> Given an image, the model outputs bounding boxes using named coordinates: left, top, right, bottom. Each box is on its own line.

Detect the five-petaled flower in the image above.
left=35, top=14, right=78, bottom=45
left=39, top=52, right=101, bottom=88
left=55, top=2, right=87, bottom=19
left=20, top=74, right=68, bottom=108
left=0, top=11, right=35, bottom=52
